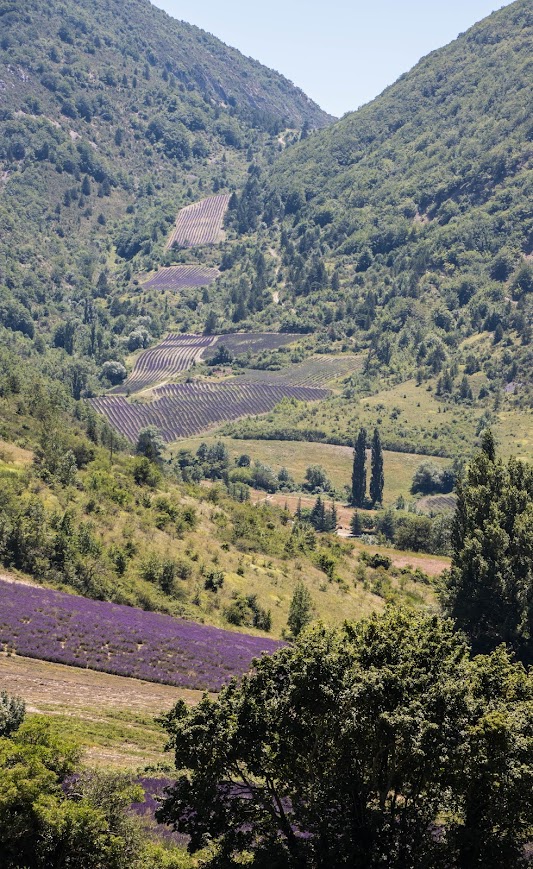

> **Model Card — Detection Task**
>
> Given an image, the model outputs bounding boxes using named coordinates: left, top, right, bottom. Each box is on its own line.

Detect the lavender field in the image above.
left=142, top=265, right=219, bottom=292
left=204, top=332, right=300, bottom=358
left=166, top=194, right=230, bottom=248
left=116, top=333, right=217, bottom=393
left=0, top=580, right=282, bottom=691
left=90, top=378, right=329, bottom=443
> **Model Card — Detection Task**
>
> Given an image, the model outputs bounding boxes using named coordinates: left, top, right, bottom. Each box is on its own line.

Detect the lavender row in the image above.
left=0, top=580, right=282, bottom=692
left=143, top=266, right=219, bottom=291
left=120, top=334, right=217, bottom=393
left=90, top=380, right=329, bottom=443
left=166, top=194, right=230, bottom=249
left=204, top=332, right=300, bottom=358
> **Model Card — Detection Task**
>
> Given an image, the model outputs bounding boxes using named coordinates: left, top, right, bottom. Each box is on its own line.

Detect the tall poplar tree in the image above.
left=351, top=428, right=367, bottom=507
left=370, top=427, right=384, bottom=506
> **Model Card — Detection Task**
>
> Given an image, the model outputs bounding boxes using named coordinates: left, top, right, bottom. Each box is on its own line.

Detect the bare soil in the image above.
left=0, top=654, right=203, bottom=714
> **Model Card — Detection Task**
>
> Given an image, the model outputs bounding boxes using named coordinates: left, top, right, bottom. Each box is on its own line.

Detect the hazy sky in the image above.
left=151, top=0, right=515, bottom=117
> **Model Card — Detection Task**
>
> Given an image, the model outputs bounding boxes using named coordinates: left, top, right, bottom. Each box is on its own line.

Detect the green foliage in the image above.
left=351, top=427, right=367, bottom=506
left=224, top=592, right=272, bottom=631
left=219, top=0, right=533, bottom=400
left=286, top=580, right=313, bottom=637
left=302, top=464, right=333, bottom=494
left=411, top=461, right=455, bottom=495
left=158, top=608, right=533, bottom=868
left=443, top=435, right=533, bottom=662
left=136, top=426, right=164, bottom=463
left=0, top=717, right=147, bottom=869
left=0, top=691, right=25, bottom=738
left=350, top=509, right=363, bottom=537
left=369, top=427, right=384, bottom=506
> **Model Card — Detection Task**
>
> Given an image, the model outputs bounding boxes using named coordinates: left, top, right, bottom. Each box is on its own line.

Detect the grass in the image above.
left=175, top=437, right=450, bottom=506
left=220, top=376, right=532, bottom=461
left=0, top=654, right=193, bottom=769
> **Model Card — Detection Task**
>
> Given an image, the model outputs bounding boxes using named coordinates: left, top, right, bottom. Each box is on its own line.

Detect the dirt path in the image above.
left=0, top=654, right=203, bottom=714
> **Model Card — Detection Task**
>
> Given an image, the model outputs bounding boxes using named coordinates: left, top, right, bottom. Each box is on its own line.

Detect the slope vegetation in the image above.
left=215, top=0, right=531, bottom=408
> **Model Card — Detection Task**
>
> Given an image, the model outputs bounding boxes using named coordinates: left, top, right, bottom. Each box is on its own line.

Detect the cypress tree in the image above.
left=287, top=581, right=313, bottom=637
left=370, top=427, right=384, bottom=506
left=351, top=428, right=367, bottom=507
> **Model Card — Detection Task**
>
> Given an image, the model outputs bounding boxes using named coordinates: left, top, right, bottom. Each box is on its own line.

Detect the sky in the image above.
left=151, top=0, right=515, bottom=117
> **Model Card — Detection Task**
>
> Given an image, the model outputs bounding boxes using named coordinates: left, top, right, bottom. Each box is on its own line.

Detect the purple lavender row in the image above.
left=0, top=580, right=282, bottom=692
left=143, top=266, right=219, bottom=291
left=89, top=380, right=329, bottom=443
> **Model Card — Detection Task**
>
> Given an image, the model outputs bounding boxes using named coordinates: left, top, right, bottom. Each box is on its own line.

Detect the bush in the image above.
left=411, top=461, right=454, bottom=495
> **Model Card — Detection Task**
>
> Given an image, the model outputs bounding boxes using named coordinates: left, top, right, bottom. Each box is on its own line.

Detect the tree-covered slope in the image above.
left=223, top=0, right=531, bottom=396
left=0, top=0, right=331, bottom=395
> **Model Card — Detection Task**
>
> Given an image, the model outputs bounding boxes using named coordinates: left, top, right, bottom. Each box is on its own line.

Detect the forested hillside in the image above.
left=218, top=0, right=531, bottom=402
left=0, top=0, right=331, bottom=400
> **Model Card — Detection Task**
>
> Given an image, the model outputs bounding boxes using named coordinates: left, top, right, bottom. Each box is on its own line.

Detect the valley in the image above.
left=0, top=0, right=531, bottom=865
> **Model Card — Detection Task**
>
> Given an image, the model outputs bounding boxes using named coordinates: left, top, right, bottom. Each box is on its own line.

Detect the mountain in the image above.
left=217, top=0, right=531, bottom=399
left=0, top=0, right=332, bottom=381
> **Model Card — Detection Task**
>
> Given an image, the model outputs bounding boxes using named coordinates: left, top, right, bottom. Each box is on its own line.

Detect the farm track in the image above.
left=166, top=193, right=230, bottom=249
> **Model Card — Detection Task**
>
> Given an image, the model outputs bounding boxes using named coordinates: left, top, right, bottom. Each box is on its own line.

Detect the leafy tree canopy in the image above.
left=443, top=432, right=533, bottom=662
left=158, top=608, right=533, bottom=868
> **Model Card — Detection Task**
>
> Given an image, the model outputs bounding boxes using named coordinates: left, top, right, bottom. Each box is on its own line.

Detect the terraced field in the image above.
left=118, top=333, right=303, bottom=395
left=166, top=193, right=231, bottom=248
left=142, top=265, right=219, bottom=291
left=246, top=354, right=363, bottom=387
left=93, top=332, right=363, bottom=442
left=115, top=334, right=217, bottom=393
left=203, top=332, right=300, bottom=358
left=91, top=379, right=330, bottom=443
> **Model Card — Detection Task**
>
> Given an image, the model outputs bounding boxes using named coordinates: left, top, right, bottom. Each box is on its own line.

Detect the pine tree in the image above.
left=444, top=432, right=533, bottom=662
left=324, top=502, right=338, bottom=532
left=287, top=581, right=313, bottom=637
left=351, top=428, right=367, bottom=507
left=369, top=427, right=384, bottom=506
left=310, top=496, right=325, bottom=531
left=350, top=511, right=362, bottom=537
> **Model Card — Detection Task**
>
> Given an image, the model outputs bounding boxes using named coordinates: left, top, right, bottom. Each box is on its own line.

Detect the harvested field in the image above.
left=166, top=193, right=230, bottom=248
left=0, top=654, right=193, bottom=715
left=417, top=493, right=457, bottom=513
left=142, top=265, right=219, bottom=291
left=0, top=655, right=188, bottom=769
